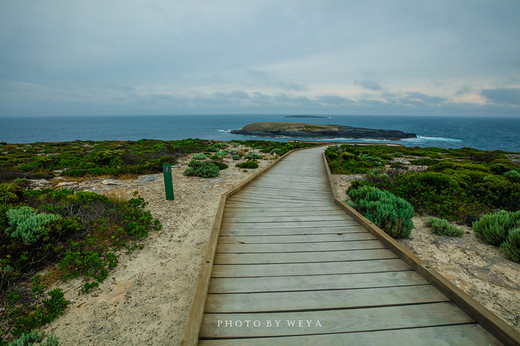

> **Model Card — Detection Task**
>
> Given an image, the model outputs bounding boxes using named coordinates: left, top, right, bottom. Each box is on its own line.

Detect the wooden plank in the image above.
left=212, top=259, right=411, bottom=277
left=218, top=233, right=375, bottom=244
left=221, top=220, right=360, bottom=229
left=227, top=194, right=331, bottom=202
left=223, top=209, right=346, bottom=217
left=199, top=302, right=474, bottom=338
left=216, top=239, right=385, bottom=253
left=223, top=214, right=351, bottom=223
left=225, top=201, right=335, bottom=208
left=208, top=271, right=428, bottom=293
left=205, top=285, right=449, bottom=313
left=214, top=249, right=397, bottom=264
left=198, top=324, right=501, bottom=345
left=219, top=226, right=366, bottom=236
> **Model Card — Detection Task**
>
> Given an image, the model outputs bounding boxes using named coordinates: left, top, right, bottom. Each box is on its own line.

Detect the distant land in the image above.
left=284, top=115, right=330, bottom=119
left=230, top=122, right=417, bottom=140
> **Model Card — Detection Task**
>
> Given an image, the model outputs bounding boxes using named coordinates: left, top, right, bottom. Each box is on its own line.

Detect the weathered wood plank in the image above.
left=198, top=324, right=501, bottom=345
left=199, top=302, right=474, bottom=338
left=222, top=219, right=360, bottom=228
left=208, top=271, right=428, bottom=293
left=212, top=259, right=411, bottom=277
left=216, top=239, right=385, bottom=253
left=219, top=226, right=366, bottom=236
left=205, top=285, right=449, bottom=313
left=217, top=233, right=375, bottom=244
left=223, top=209, right=346, bottom=218
left=214, top=249, right=397, bottom=265
left=222, top=214, right=352, bottom=223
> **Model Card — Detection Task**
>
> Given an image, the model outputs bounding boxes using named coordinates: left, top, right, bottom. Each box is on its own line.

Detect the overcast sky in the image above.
left=1, top=0, right=519, bottom=117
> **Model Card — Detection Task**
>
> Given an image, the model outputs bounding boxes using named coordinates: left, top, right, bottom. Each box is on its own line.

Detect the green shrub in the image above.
left=183, top=160, right=219, bottom=178
left=207, top=146, right=219, bottom=152
left=232, top=155, right=241, bottom=160
left=246, top=152, right=262, bottom=160
left=504, top=170, right=520, bottom=183
left=501, top=228, right=520, bottom=263
left=410, top=158, right=438, bottom=166
left=348, top=186, right=414, bottom=238
left=211, top=161, right=228, bottom=170
left=424, top=217, right=464, bottom=237
left=8, top=330, right=58, bottom=346
left=236, top=160, right=259, bottom=169
left=5, top=207, right=62, bottom=243
left=472, top=210, right=520, bottom=246
left=192, top=153, right=207, bottom=160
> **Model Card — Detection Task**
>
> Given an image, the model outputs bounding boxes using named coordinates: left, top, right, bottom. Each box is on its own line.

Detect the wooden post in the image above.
left=163, top=164, right=174, bottom=200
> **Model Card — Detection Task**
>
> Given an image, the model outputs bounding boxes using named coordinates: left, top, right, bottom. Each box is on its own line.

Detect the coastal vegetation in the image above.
left=0, top=181, right=161, bottom=343
left=326, top=144, right=520, bottom=262
left=0, top=138, right=318, bottom=342
left=0, top=139, right=315, bottom=182
left=347, top=185, right=414, bottom=238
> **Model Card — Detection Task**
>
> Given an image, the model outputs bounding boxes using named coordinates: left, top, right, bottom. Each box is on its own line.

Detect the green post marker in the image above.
left=163, top=164, right=174, bottom=200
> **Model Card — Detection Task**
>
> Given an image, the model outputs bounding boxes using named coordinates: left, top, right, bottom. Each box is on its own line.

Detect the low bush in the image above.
left=424, top=217, right=464, bottom=237
left=183, top=160, right=219, bottom=178
left=8, top=329, right=58, bottom=346
left=347, top=186, right=414, bottom=238
left=504, top=169, right=520, bottom=183
left=0, top=185, right=161, bottom=342
left=5, top=206, right=62, bottom=243
left=211, top=161, right=228, bottom=170
left=236, top=160, right=259, bottom=169
left=192, top=153, right=207, bottom=160
left=472, top=210, right=520, bottom=246
left=246, top=152, right=263, bottom=160
left=232, top=155, right=241, bottom=160
left=501, top=228, right=520, bottom=263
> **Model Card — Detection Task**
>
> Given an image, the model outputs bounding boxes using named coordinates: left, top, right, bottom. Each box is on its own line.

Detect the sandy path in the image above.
left=44, top=150, right=275, bottom=345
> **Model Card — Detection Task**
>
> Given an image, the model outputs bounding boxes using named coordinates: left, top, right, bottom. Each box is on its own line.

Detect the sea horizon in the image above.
left=1, top=114, right=519, bottom=152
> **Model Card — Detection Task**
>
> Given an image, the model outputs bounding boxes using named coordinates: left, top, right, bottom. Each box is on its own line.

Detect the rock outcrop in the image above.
left=231, top=122, right=417, bottom=140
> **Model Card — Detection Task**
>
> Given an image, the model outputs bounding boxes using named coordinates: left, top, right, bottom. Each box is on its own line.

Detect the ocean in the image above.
left=0, top=114, right=519, bottom=152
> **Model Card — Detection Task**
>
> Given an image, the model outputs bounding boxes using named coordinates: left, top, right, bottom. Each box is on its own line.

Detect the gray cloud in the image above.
left=481, top=88, right=520, bottom=106
left=354, top=80, right=383, bottom=91
left=0, top=1, right=519, bottom=117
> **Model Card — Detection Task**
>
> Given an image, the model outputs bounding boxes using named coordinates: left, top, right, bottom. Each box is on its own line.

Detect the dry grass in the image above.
left=104, top=189, right=133, bottom=205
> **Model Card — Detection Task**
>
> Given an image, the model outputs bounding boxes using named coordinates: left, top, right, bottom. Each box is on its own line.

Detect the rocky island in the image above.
left=230, top=122, right=417, bottom=140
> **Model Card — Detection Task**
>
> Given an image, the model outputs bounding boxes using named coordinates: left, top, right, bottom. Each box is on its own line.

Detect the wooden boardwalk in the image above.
left=195, top=147, right=504, bottom=345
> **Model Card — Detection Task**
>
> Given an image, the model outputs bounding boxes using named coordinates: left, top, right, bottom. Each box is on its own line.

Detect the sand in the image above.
left=43, top=148, right=276, bottom=345
left=41, top=151, right=519, bottom=345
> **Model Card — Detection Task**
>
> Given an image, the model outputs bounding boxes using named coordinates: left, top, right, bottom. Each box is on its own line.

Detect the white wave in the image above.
left=404, top=135, right=462, bottom=143
left=218, top=129, right=232, bottom=133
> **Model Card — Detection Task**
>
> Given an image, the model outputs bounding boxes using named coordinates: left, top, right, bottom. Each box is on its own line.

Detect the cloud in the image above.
left=400, top=92, right=445, bottom=106
left=213, top=91, right=250, bottom=99
left=454, top=85, right=472, bottom=96
left=354, top=80, right=383, bottom=91
left=244, top=69, right=307, bottom=91
left=481, top=88, right=520, bottom=106
left=317, top=95, right=352, bottom=105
